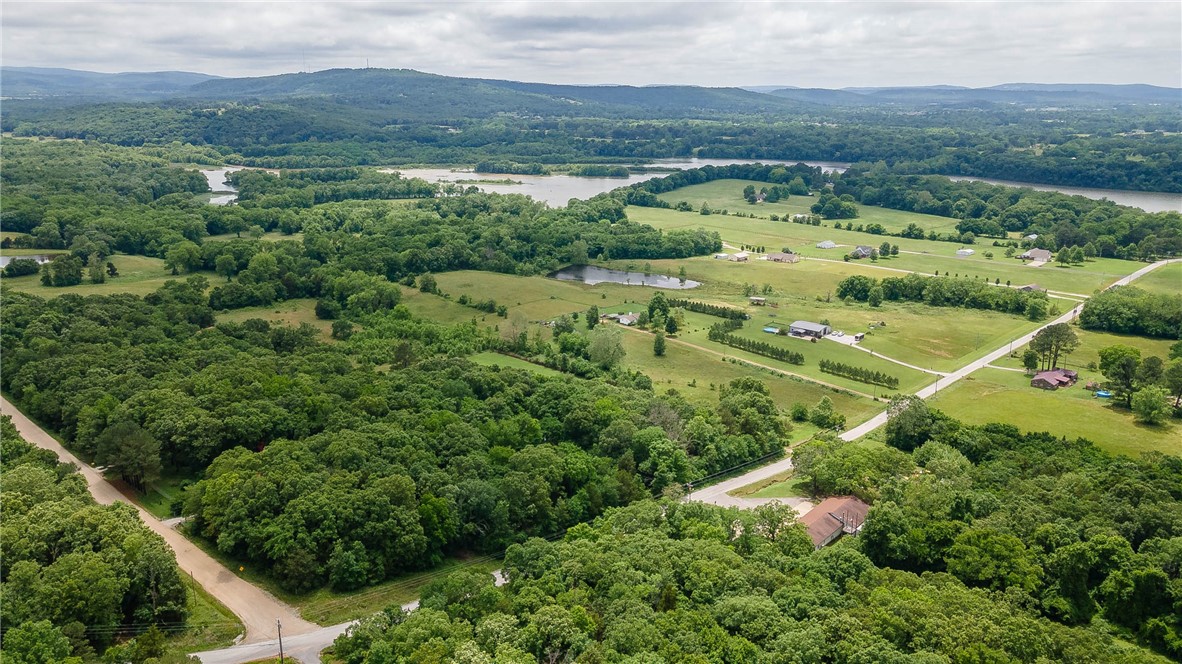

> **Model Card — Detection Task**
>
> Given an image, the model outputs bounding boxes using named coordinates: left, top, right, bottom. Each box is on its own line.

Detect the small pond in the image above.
left=548, top=265, right=700, bottom=289
left=0, top=254, right=63, bottom=268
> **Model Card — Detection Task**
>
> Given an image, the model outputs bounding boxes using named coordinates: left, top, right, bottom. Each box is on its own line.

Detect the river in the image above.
left=946, top=176, right=1181, bottom=213
left=199, top=167, right=243, bottom=205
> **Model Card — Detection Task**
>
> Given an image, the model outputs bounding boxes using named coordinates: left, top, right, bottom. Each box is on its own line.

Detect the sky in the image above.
left=3, top=1, right=1180, bottom=88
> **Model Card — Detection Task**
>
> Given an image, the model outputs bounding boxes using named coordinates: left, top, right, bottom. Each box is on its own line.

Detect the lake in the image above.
left=947, top=176, right=1181, bottom=213
left=199, top=167, right=243, bottom=205
left=548, top=265, right=700, bottom=289
left=0, top=254, right=62, bottom=268
left=385, top=159, right=848, bottom=207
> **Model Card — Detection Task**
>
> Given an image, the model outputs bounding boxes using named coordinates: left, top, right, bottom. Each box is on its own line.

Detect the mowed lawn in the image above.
left=0, top=255, right=206, bottom=297
left=929, top=367, right=1180, bottom=457
left=1131, top=262, right=1182, bottom=295
left=616, top=327, right=883, bottom=434
left=990, top=326, right=1177, bottom=372
left=654, top=179, right=963, bottom=234
left=627, top=205, right=1141, bottom=294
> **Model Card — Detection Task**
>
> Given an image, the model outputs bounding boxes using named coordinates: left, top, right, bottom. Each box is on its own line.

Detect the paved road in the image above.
left=0, top=396, right=317, bottom=644
left=194, top=571, right=506, bottom=664
left=691, top=257, right=1180, bottom=497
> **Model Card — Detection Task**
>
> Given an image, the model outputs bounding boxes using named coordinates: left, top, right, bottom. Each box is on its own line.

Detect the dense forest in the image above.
left=0, top=417, right=188, bottom=663
left=3, top=68, right=1179, bottom=191
left=331, top=401, right=1182, bottom=662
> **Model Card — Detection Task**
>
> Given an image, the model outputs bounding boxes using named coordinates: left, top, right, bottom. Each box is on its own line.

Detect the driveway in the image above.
left=0, top=396, right=318, bottom=644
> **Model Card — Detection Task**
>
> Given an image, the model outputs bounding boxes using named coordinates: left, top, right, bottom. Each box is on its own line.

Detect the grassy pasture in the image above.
left=655, top=179, right=963, bottom=234
left=1131, top=262, right=1182, bottom=295
left=469, top=351, right=564, bottom=377
left=929, top=367, right=1180, bottom=457
left=627, top=205, right=1140, bottom=294
left=0, top=255, right=208, bottom=297
left=989, top=326, right=1177, bottom=372
left=216, top=298, right=334, bottom=340
left=204, top=231, right=304, bottom=243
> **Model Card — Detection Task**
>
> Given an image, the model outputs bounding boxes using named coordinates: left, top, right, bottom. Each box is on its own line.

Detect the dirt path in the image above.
left=0, top=396, right=318, bottom=644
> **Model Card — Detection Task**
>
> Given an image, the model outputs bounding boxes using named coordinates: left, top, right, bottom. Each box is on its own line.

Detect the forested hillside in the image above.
left=0, top=417, right=189, bottom=662
left=331, top=403, right=1182, bottom=661
left=3, top=67, right=1179, bottom=191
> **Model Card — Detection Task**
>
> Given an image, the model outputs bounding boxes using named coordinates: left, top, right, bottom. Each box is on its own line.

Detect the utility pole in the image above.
left=277, top=619, right=284, bottom=664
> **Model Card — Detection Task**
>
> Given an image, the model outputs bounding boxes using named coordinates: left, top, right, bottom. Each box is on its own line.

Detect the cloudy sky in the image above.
left=3, top=1, right=1179, bottom=88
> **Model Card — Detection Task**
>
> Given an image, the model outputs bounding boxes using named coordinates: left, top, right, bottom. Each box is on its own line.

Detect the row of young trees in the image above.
left=706, top=329, right=806, bottom=365
left=817, top=359, right=900, bottom=389
left=665, top=298, right=747, bottom=320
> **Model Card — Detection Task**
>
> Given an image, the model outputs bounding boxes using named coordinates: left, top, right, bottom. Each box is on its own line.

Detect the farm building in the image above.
left=849, top=246, right=875, bottom=259
left=792, top=214, right=813, bottom=222
left=1025, top=234, right=1039, bottom=240
left=956, top=248, right=975, bottom=256
left=713, top=253, right=729, bottom=260
left=749, top=296, right=767, bottom=305
left=766, top=251, right=800, bottom=263
left=1018, top=283, right=1043, bottom=292
left=800, top=496, right=870, bottom=549
left=729, top=252, right=750, bottom=262
left=1020, top=248, right=1053, bottom=262
left=789, top=320, right=831, bottom=338
left=816, top=240, right=837, bottom=249
left=762, top=326, right=780, bottom=334
left=1031, top=368, right=1078, bottom=390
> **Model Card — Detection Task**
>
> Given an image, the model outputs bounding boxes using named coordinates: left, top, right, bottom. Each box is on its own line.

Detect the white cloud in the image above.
left=2, top=1, right=1178, bottom=87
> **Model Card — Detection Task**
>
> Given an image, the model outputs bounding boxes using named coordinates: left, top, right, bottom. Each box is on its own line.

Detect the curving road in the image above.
left=690, top=257, right=1179, bottom=503
left=0, top=396, right=318, bottom=645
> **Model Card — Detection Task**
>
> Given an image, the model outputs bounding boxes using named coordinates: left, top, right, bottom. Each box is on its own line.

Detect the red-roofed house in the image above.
left=799, top=496, right=870, bottom=549
left=1031, top=368, right=1078, bottom=390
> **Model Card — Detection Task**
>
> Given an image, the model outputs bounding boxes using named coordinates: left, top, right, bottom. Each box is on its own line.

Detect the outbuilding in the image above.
left=749, top=296, right=767, bottom=305
left=956, top=248, right=975, bottom=256
left=815, top=240, right=837, bottom=249
left=729, top=251, right=750, bottom=262
left=789, top=320, right=831, bottom=338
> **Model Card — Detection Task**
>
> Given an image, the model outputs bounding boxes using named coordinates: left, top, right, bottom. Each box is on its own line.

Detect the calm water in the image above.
left=0, top=254, right=61, bottom=267
left=384, top=159, right=848, bottom=207
left=947, top=176, right=1181, bottom=213
left=200, top=167, right=243, bottom=205
left=548, top=265, right=700, bottom=289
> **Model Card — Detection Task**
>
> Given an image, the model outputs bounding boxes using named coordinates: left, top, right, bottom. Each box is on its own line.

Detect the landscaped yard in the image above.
left=928, top=367, right=1179, bottom=457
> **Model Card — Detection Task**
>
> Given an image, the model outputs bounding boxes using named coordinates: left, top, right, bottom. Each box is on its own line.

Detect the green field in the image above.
left=655, top=179, right=963, bottom=234
left=989, top=326, right=1177, bottom=372
left=929, top=367, right=1179, bottom=457
left=627, top=205, right=1140, bottom=294
left=216, top=298, right=334, bottom=340
left=469, top=351, right=564, bottom=377
left=204, top=231, right=304, bottom=243
left=1131, top=262, right=1182, bottom=295
left=1, top=255, right=208, bottom=297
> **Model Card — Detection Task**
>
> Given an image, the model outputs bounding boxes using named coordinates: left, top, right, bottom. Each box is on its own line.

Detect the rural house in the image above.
left=849, top=245, right=875, bottom=259
left=789, top=320, right=831, bottom=338
left=816, top=240, right=837, bottom=249
left=766, top=251, right=800, bottom=263
left=729, top=251, right=750, bottom=262
left=800, top=496, right=870, bottom=549
left=617, top=313, right=639, bottom=326
left=1031, top=368, right=1078, bottom=390
left=1020, top=248, right=1053, bottom=262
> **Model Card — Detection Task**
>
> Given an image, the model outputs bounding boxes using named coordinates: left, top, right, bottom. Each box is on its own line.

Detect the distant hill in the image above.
left=1, top=66, right=219, bottom=99
left=768, top=83, right=1180, bottom=106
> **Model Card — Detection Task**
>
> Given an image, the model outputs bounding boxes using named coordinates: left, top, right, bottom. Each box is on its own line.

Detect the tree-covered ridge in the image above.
left=0, top=285, right=790, bottom=593
left=330, top=401, right=1182, bottom=663
left=4, top=73, right=1179, bottom=191
left=0, top=416, right=187, bottom=662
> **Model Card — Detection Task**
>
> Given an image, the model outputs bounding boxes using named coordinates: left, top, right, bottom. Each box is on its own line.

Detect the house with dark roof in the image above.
left=1031, top=368, right=1078, bottom=390
left=800, top=496, right=870, bottom=549
left=849, top=245, right=874, bottom=259
left=766, top=251, right=799, bottom=263
left=1018, top=283, right=1043, bottom=292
